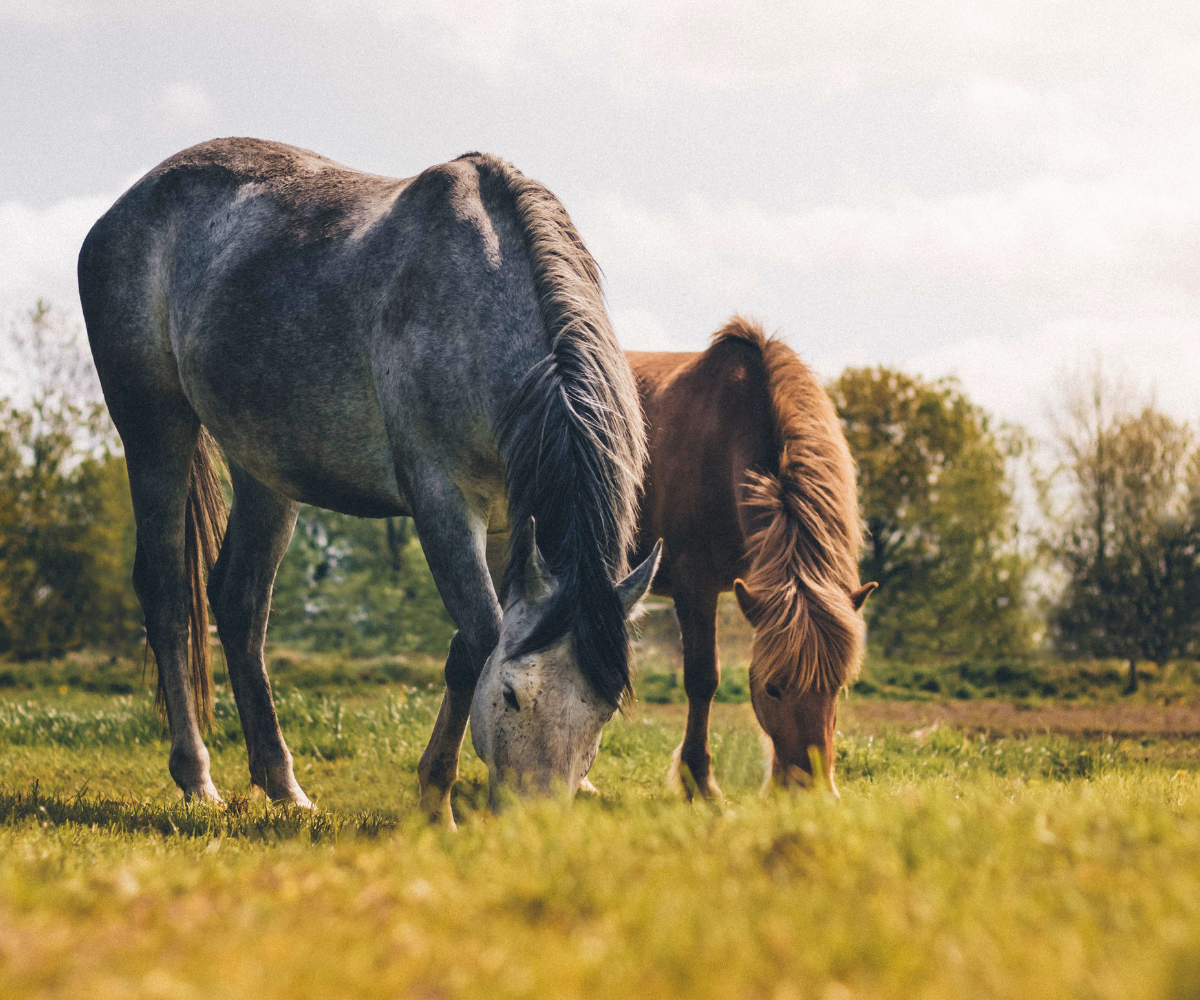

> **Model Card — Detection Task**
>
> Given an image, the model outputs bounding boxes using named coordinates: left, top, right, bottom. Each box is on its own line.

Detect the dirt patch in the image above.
left=839, top=699, right=1200, bottom=739
left=642, top=698, right=1200, bottom=740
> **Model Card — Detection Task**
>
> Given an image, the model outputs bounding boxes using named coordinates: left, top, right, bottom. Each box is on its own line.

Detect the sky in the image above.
left=2, top=1, right=1198, bottom=434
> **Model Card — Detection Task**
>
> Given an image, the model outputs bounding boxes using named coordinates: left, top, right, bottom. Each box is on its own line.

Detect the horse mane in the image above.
left=714, top=317, right=865, bottom=694
left=461, top=153, right=648, bottom=708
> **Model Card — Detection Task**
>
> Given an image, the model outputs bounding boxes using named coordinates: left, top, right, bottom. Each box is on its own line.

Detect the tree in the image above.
left=0, top=304, right=140, bottom=657
left=829, top=366, right=1032, bottom=660
left=1049, top=364, right=1200, bottom=691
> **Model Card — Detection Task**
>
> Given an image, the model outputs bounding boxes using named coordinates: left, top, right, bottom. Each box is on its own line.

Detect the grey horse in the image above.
left=78, top=138, right=660, bottom=824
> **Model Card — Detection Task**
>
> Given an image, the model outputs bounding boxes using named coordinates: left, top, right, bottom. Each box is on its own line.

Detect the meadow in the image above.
left=2, top=640, right=1200, bottom=1000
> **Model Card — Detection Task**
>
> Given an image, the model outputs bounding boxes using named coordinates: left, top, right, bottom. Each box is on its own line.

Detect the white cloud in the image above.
left=16, top=1, right=1199, bottom=119
left=1, top=0, right=242, bottom=23
left=0, top=194, right=111, bottom=321
left=612, top=308, right=677, bottom=353
left=6, top=2, right=1199, bottom=443
left=806, top=339, right=876, bottom=385
left=582, top=193, right=768, bottom=305
left=157, top=82, right=215, bottom=127
left=373, top=1, right=1200, bottom=101
left=583, top=174, right=1200, bottom=320
left=581, top=167, right=1200, bottom=434
left=0, top=0, right=86, bottom=24
left=902, top=307, right=1200, bottom=434
left=0, top=194, right=112, bottom=399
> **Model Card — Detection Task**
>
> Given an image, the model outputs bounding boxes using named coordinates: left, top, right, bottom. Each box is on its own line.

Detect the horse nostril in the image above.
left=503, top=686, right=520, bottom=711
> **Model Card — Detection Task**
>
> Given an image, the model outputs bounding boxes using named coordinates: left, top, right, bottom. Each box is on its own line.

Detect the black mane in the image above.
left=467, top=154, right=647, bottom=707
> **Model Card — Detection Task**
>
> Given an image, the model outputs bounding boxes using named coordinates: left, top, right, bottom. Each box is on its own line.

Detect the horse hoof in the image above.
left=578, top=776, right=600, bottom=796
left=668, top=744, right=723, bottom=802
left=420, top=785, right=457, bottom=831
left=270, top=774, right=314, bottom=809
left=251, top=762, right=313, bottom=808
left=183, top=781, right=222, bottom=805
left=277, top=788, right=314, bottom=810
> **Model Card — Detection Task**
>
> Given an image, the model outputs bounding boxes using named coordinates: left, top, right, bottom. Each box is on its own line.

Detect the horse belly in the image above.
left=180, top=328, right=409, bottom=518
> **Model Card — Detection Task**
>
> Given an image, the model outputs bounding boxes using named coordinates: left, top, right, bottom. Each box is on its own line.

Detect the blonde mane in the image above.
left=714, top=317, right=866, bottom=694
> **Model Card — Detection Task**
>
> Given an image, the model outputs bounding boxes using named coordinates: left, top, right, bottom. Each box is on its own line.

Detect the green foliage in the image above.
left=1049, top=384, right=1200, bottom=686
left=830, top=366, right=1032, bottom=660
left=0, top=306, right=140, bottom=658
left=8, top=297, right=1200, bottom=701
left=270, top=507, right=456, bottom=657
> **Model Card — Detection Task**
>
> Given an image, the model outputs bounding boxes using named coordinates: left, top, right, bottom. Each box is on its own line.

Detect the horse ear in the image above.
left=616, top=539, right=662, bottom=616
left=733, top=578, right=764, bottom=624
left=850, top=581, right=878, bottom=610
left=523, top=516, right=554, bottom=603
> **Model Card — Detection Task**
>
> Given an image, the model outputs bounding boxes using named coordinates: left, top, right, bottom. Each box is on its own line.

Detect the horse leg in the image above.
left=669, top=584, right=723, bottom=800
left=126, top=419, right=221, bottom=802
left=418, top=632, right=479, bottom=827
left=207, top=465, right=309, bottom=806
left=409, top=478, right=502, bottom=829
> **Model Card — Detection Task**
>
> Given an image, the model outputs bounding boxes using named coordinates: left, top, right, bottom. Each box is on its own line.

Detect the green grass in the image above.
left=2, top=664, right=1200, bottom=998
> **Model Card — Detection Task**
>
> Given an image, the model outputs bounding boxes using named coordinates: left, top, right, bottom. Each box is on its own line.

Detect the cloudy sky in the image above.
left=2, top=1, right=1198, bottom=432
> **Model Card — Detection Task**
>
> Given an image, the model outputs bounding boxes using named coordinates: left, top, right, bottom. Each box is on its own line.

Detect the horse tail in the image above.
left=717, top=317, right=866, bottom=694
left=158, top=425, right=228, bottom=730
left=464, top=153, right=648, bottom=708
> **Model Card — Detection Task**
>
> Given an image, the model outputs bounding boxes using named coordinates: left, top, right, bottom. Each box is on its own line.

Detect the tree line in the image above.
left=2, top=305, right=1198, bottom=690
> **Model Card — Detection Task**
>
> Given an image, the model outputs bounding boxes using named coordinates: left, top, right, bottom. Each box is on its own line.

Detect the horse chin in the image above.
left=752, top=683, right=840, bottom=796
left=758, top=730, right=777, bottom=795
left=761, top=753, right=841, bottom=798
left=469, top=642, right=611, bottom=808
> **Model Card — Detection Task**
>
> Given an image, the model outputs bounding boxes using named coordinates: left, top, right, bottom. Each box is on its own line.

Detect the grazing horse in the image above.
left=78, top=138, right=659, bottom=823
left=628, top=318, right=875, bottom=797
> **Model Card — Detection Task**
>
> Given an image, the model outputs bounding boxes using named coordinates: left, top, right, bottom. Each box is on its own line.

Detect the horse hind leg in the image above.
left=124, top=409, right=222, bottom=802
left=207, top=465, right=310, bottom=806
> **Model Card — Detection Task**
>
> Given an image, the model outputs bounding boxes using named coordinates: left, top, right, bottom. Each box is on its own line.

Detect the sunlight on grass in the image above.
left=2, top=684, right=1199, bottom=999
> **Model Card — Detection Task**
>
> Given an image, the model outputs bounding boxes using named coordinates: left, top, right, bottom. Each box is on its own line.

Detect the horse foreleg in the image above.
left=418, top=632, right=480, bottom=827
left=409, top=479, right=501, bottom=830
left=669, top=585, right=723, bottom=801
left=208, top=466, right=310, bottom=807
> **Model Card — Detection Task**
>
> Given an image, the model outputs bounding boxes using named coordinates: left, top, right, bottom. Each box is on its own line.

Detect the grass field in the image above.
left=2, top=649, right=1200, bottom=999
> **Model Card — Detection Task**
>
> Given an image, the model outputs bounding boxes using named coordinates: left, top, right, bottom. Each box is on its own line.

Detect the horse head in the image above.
left=735, top=578, right=876, bottom=795
left=470, top=519, right=661, bottom=806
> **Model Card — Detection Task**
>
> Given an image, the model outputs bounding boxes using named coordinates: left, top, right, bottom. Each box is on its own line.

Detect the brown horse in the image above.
left=628, top=318, right=875, bottom=797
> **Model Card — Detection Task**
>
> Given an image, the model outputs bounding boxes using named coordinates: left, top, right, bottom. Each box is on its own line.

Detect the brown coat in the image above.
left=627, top=318, right=873, bottom=795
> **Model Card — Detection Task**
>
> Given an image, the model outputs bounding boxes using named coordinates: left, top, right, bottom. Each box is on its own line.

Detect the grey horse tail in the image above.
left=466, top=154, right=648, bottom=708
left=158, top=426, right=229, bottom=730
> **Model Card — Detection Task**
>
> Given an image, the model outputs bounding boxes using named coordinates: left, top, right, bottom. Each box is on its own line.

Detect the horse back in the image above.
left=78, top=139, right=541, bottom=517
left=627, top=338, right=777, bottom=595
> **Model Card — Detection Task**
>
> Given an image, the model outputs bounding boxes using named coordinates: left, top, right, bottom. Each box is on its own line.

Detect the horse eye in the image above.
left=503, top=686, right=520, bottom=711
left=764, top=683, right=783, bottom=700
